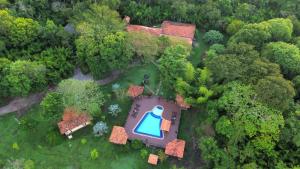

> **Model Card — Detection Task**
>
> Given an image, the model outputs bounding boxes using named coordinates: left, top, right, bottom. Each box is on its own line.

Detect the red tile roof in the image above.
left=162, top=21, right=196, bottom=39
left=148, top=154, right=159, bottom=165
left=58, top=108, right=91, bottom=135
left=165, top=139, right=186, bottom=158
left=127, top=85, right=144, bottom=97
left=176, top=94, right=191, bottom=109
left=127, top=25, right=162, bottom=36
left=126, top=19, right=196, bottom=45
left=109, top=126, right=128, bottom=144
left=161, top=119, right=171, bottom=132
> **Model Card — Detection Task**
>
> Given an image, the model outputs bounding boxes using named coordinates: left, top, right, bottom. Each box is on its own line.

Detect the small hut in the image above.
left=165, top=139, right=186, bottom=159
left=127, top=85, right=144, bottom=98
left=148, top=154, right=159, bottom=165
left=109, top=126, right=128, bottom=145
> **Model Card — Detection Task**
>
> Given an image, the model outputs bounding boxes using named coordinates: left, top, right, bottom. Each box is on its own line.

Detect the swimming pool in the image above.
left=133, top=105, right=164, bottom=139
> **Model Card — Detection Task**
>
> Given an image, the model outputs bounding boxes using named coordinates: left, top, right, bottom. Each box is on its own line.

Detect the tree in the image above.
left=3, top=60, right=47, bottom=96
left=93, top=121, right=108, bottom=136
left=0, top=58, right=11, bottom=99
left=203, top=30, right=224, bottom=45
left=209, top=44, right=225, bottom=54
left=57, top=79, right=105, bottom=117
left=267, top=18, right=293, bottom=41
left=254, top=76, right=295, bottom=112
left=214, top=82, right=285, bottom=168
left=292, top=75, right=300, bottom=98
left=38, top=47, right=74, bottom=84
left=158, top=45, right=194, bottom=90
left=262, top=42, right=300, bottom=76
left=75, top=4, right=124, bottom=75
left=226, top=19, right=245, bottom=35
left=86, top=31, right=134, bottom=79
left=229, top=22, right=271, bottom=47
left=40, top=92, right=64, bottom=121
left=127, top=31, right=159, bottom=62
left=8, top=17, right=40, bottom=47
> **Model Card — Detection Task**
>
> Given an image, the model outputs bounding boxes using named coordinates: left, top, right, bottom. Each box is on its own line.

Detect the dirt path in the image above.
left=0, top=92, right=46, bottom=116
left=0, top=63, right=141, bottom=116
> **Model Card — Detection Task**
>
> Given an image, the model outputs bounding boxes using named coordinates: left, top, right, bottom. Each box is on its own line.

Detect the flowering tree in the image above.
left=108, top=104, right=121, bottom=117
left=93, top=121, right=108, bottom=136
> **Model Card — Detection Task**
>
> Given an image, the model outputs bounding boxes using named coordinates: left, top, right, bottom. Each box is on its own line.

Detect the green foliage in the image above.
left=85, top=31, right=133, bottom=79
left=131, top=140, right=144, bottom=150
left=159, top=45, right=194, bottom=90
left=139, top=149, right=149, bottom=159
left=203, top=30, right=224, bottom=45
left=12, top=143, right=19, bottom=151
left=90, top=149, right=99, bottom=160
left=81, top=138, right=87, bottom=145
left=40, top=92, right=64, bottom=121
left=57, top=79, right=105, bottom=117
left=127, top=32, right=159, bottom=63
left=75, top=4, right=124, bottom=76
left=267, top=18, right=293, bottom=41
left=9, top=18, right=40, bottom=47
left=254, top=76, right=295, bottom=112
left=2, top=60, right=47, bottom=96
left=209, top=44, right=225, bottom=54
left=38, top=47, right=74, bottom=84
left=226, top=19, right=245, bottom=35
left=230, top=22, right=271, bottom=47
left=262, top=42, right=300, bottom=76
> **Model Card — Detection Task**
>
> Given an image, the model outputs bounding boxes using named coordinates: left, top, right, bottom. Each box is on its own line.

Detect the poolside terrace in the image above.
left=124, top=96, right=182, bottom=148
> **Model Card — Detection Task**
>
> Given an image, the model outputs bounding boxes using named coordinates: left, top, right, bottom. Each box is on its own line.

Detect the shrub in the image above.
left=12, top=142, right=19, bottom=151
left=131, top=139, right=144, bottom=150
left=108, top=104, right=121, bottom=117
left=203, top=30, right=224, bottom=44
left=90, top=149, right=99, bottom=160
left=140, top=149, right=149, bottom=159
left=81, top=138, right=87, bottom=145
left=93, top=121, right=108, bottom=136
left=158, top=150, right=168, bottom=162
left=45, top=130, right=63, bottom=146
left=24, top=160, right=35, bottom=169
left=209, top=44, right=225, bottom=54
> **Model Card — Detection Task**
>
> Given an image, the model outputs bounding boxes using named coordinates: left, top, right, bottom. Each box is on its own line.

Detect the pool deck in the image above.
left=124, top=96, right=182, bottom=148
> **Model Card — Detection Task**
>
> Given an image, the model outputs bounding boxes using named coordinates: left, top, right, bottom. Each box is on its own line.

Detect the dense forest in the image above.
left=0, top=0, right=300, bottom=168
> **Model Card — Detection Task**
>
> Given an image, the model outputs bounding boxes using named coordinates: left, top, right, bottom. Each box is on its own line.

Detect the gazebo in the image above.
left=165, top=139, right=186, bottom=159
left=148, top=154, right=159, bottom=165
left=176, top=94, right=191, bottom=109
left=57, top=108, right=91, bottom=139
left=109, top=126, right=128, bottom=145
left=127, top=85, right=144, bottom=98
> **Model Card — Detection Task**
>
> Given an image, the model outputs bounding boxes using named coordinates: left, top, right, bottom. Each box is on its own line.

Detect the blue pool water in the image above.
left=133, top=105, right=164, bottom=139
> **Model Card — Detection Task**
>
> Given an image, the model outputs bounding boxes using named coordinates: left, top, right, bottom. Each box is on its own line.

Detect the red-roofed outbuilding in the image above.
left=165, top=139, right=186, bottom=159
left=58, top=108, right=91, bottom=139
left=126, top=17, right=196, bottom=45
left=127, top=85, right=144, bottom=98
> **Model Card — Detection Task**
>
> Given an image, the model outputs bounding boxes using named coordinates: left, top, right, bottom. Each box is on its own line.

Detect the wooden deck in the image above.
left=124, top=96, right=181, bottom=148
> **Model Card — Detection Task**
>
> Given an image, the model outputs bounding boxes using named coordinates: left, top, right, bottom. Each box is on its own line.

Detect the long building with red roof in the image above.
left=125, top=16, right=196, bottom=45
